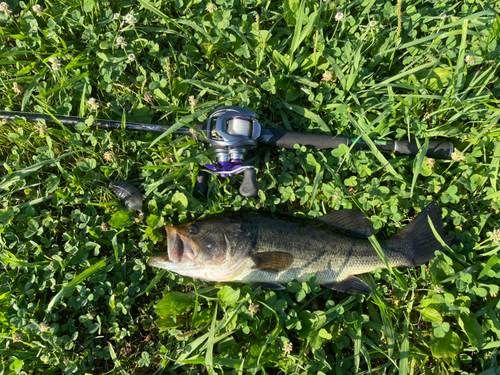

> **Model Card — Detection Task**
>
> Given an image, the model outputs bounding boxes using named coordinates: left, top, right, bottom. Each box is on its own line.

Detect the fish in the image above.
left=147, top=202, right=456, bottom=294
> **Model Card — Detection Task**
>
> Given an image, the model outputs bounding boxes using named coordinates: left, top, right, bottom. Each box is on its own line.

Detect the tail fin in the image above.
left=391, top=202, right=457, bottom=267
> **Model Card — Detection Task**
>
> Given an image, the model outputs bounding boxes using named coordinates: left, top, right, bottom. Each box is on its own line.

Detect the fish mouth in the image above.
left=166, top=226, right=197, bottom=263
left=147, top=226, right=198, bottom=269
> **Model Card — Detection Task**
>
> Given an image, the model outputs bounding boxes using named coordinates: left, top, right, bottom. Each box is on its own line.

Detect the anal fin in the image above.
left=322, top=276, right=372, bottom=294
left=252, top=282, right=286, bottom=291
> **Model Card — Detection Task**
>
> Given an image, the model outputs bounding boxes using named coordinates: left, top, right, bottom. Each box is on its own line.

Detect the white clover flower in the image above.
left=103, top=151, right=114, bottom=162
left=125, top=13, right=136, bottom=26
left=451, top=149, right=465, bottom=161
left=283, top=341, right=293, bottom=355
left=322, top=71, right=333, bottom=82
left=465, top=55, right=475, bottom=65
left=247, top=302, right=259, bottom=317
left=440, top=13, right=447, bottom=20
left=48, top=57, right=61, bottom=71
left=87, top=97, right=100, bottom=111
left=206, top=3, right=217, bottom=13
left=12, top=332, right=22, bottom=342
left=33, top=4, right=43, bottom=15
left=369, top=20, right=377, bottom=27
left=13, top=82, right=21, bottom=94
left=488, top=229, right=500, bottom=244
left=113, top=13, right=120, bottom=20
left=38, top=322, right=50, bottom=333
left=188, top=95, right=198, bottom=107
left=144, top=93, right=153, bottom=103
left=34, top=122, right=48, bottom=137
left=116, top=36, right=127, bottom=49
left=335, top=12, right=344, bottom=22
left=0, top=2, right=12, bottom=15
left=128, top=53, right=135, bottom=61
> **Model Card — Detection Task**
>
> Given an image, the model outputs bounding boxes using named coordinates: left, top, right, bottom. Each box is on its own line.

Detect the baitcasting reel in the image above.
left=196, top=106, right=261, bottom=198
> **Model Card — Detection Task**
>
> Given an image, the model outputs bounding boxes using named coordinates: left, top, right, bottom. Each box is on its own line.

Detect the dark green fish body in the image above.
left=148, top=202, right=456, bottom=294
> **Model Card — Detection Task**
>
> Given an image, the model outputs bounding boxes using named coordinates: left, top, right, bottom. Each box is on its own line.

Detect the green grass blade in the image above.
left=137, top=269, right=168, bottom=297
left=410, top=138, right=429, bottom=197
left=177, top=332, right=211, bottom=362
left=282, top=100, right=331, bottom=133
left=228, top=26, right=256, bottom=55
left=21, top=68, right=47, bottom=111
left=47, top=258, right=109, bottom=312
left=478, top=256, right=498, bottom=280
left=326, top=55, right=346, bottom=90
left=353, top=320, right=362, bottom=372
left=79, top=81, right=87, bottom=118
left=379, top=61, right=435, bottom=85
left=205, top=302, right=218, bottom=368
left=399, top=316, right=410, bottom=375
left=427, top=215, right=453, bottom=252
left=289, top=0, right=305, bottom=60
left=368, top=235, right=407, bottom=290
left=0, top=151, right=77, bottom=191
left=454, top=19, right=469, bottom=90
left=488, top=142, right=500, bottom=192
left=108, top=343, right=128, bottom=375
left=309, top=169, right=323, bottom=208
left=346, top=112, right=402, bottom=180
left=149, top=101, right=217, bottom=148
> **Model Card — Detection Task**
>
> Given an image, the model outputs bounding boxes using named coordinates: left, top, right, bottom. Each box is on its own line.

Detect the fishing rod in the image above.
left=0, top=107, right=454, bottom=197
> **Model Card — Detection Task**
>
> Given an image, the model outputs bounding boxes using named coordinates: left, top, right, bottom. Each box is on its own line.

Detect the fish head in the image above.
left=148, top=217, right=253, bottom=281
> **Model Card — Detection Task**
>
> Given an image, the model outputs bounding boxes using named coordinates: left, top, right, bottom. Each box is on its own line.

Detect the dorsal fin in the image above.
left=316, top=209, right=374, bottom=238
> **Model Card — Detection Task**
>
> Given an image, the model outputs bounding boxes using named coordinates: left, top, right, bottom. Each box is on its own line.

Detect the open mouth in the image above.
left=166, top=226, right=196, bottom=263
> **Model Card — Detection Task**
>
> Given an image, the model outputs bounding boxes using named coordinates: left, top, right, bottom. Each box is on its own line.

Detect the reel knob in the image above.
left=239, top=168, right=258, bottom=197
left=193, top=171, right=209, bottom=198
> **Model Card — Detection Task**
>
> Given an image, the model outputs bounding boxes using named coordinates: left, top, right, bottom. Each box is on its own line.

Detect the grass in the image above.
left=1, top=0, right=500, bottom=373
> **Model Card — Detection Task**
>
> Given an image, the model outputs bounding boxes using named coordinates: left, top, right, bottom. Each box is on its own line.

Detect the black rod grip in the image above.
left=265, top=129, right=349, bottom=150
left=394, top=140, right=453, bottom=159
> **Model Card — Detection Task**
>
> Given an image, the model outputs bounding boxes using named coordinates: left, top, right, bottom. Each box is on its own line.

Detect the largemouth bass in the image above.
left=148, top=202, right=456, bottom=294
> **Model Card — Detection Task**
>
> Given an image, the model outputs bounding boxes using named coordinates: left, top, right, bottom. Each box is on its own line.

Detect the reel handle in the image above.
left=239, top=168, right=258, bottom=197
left=193, top=171, right=209, bottom=198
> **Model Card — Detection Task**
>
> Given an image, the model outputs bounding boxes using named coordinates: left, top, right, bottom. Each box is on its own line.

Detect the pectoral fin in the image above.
left=322, top=276, right=372, bottom=294
left=252, top=282, right=286, bottom=291
left=250, top=251, right=294, bottom=273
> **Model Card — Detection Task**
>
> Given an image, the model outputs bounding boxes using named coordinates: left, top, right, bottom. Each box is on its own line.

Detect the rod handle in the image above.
left=394, top=140, right=454, bottom=159
left=263, top=129, right=349, bottom=150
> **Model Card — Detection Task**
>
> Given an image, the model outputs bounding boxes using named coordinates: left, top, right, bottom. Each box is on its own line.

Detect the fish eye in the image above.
left=188, top=225, right=199, bottom=235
